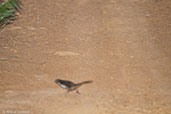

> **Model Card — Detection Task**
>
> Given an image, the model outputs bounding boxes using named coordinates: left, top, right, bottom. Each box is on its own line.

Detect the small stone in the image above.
left=145, top=14, right=151, bottom=17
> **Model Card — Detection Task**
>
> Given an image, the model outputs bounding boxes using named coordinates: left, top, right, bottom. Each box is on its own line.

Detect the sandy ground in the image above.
left=0, top=0, right=171, bottom=114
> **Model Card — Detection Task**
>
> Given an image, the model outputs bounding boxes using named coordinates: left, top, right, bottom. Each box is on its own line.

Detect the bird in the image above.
left=55, top=79, right=93, bottom=94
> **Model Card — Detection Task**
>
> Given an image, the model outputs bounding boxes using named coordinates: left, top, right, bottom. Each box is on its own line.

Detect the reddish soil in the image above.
left=0, top=0, right=171, bottom=114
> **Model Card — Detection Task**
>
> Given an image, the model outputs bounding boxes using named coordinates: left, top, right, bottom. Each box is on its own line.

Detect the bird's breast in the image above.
left=58, top=82, right=68, bottom=89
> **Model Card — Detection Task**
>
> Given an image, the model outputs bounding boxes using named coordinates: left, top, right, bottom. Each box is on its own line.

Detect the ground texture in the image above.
left=0, top=0, right=171, bottom=114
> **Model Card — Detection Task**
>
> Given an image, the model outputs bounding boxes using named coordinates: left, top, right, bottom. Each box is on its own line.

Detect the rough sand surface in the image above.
left=0, top=0, right=171, bottom=114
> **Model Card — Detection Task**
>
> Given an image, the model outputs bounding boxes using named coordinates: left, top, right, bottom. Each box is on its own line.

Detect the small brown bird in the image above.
left=55, top=79, right=93, bottom=94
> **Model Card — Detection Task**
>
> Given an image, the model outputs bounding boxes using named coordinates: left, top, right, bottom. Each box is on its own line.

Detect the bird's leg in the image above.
left=67, top=89, right=71, bottom=93
left=76, top=90, right=80, bottom=94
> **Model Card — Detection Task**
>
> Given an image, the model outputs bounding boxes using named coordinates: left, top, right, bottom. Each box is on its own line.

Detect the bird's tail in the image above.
left=76, top=80, right=93, bottom=86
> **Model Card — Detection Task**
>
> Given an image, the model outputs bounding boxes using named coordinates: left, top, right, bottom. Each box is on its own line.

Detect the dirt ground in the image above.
left=0, top=0, right=171, bottom=114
